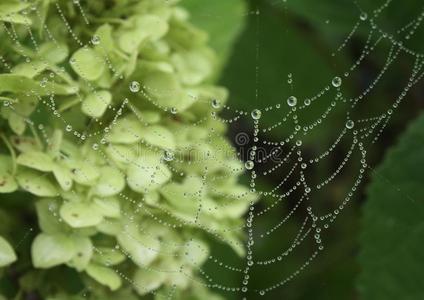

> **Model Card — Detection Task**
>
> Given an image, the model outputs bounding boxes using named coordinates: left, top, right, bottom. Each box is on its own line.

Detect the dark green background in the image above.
left=184, top=0, right=424, bottom=299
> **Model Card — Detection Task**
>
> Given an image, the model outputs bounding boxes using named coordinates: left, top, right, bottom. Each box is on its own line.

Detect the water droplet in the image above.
left=92, top=143, right=99, bottom=150
left=360, top=12, right=368, bottom=21
left=170, top=107, right=177, bottom=114
left=211, top=99, right=220, bottom=109
left=259, top=291, right=265, bottom=296
left=304, top=99, right=311, bottom=106
left=287, top=96, right=297, bottom=107
left=163, top=150, right=175, bottom=162
left=129, top=81, right=140, bottom=93
left=245, top=160, right=255, bottom=170
left=346, top=120, right=355, bottom=129
left=91, top=35, right=100, bottom=45
left=251, top=109, right=262, bottom=120
left=65, top=125, right=72, bottom=132
left=40, top=78, right=47, bottom=87
left=332, top=76, right=342, bottom=88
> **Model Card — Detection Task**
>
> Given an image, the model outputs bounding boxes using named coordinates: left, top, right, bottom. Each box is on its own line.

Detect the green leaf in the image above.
left=70, top=48, right=105, bottom=81
left=64, top=160, right=100, bottom=186
left=92, top=247, right=126, bottom=266
left=93, top=24, right=115, bottom=54
left=0, top=155, right=18, bottom=193
left=105, top=144, right=137, bottom=165
left=106, top=115, right=143, bottom=144
left=86, top=263, right=122, bottom=291
left=182, top=0, right=246, bottom=68
left=139, top=125, right=176, bottom=150
left=8, top=113, right=26, bottom=135
left=10, top=135, right=40, bottom=153
left=181, top=238, right=209, bottom=267
left=93, top=166, right=125, bottom=197
left=359, top=115, right=424, bottom=299
left=16, top=169, right=58, bottom=197
left=93, top=197, right=121, bottom=218
left=60, top=201, right=104, bottom=228
left=67, top=236, right=93, bottom=272
left=81, top=90, right=112, bottom=118
left=118, top=15, right=169, bottom=53
left=160, top=176, right=203, bottom=215
left=171, top=48, right=214, bottom=85
left=133, top=267, right=167, bottom=296
left=117, top=223, right=160, bottom=267
left=126, top=154, right=171, bottom=193
left=17, top=151, right=55, bottom=172
left=0, top=74, right=76, bottom=96
left=139, top=68, right=192, bottom=111
left=0, top=236, right=17, bottom=267
left=0, top=1, right=32, bottom=24
left=52, top=163, right=73, bottom=191
left=35, top=198, right=69, bottom=234
left=12, top=60, right=49, bottom=79
left=38, top=42, right=69, bottom=64
left=32, top=233, right=75, bottom=268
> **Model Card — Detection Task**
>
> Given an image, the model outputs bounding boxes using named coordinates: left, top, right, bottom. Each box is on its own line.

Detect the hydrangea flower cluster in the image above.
left=0, top=0, right=255, bottom=299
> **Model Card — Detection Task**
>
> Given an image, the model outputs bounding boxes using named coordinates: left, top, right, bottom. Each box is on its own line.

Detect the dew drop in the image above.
left=304, top=99, right=311, bottom=106
left=251, top=109, right=262, bottom=120
left=163, top=150, right=175, bottom=162
left=92, top=143, right=99, bottom=150
left=40, top=78, right=47, bottom=87
left=129, top=81, right=140, bottom=93
left=332, top=76, right=342, bottom=88
left=65, top=125, right=72, bottom=132
left=245, top=160, right=254, bottom=170
left=211, top=99, right=220, bottom=109
left=170, top=107, right=177, bottom=114
left=360, top=12, right=368, bottom=21
left=91, top=35, right=100, bottom=45
left=346, top=120, right=355, bottom=129
left=287, top=96, right=297, bottom=107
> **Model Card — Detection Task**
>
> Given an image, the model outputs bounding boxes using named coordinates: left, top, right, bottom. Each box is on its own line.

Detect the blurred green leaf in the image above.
left=359, top=114, right=424, bottom=299
left=221, top=0, right=351, bottom=143
left=0, top=236, right=16, bottom=267
left=182, top=0, right=246, bottom=67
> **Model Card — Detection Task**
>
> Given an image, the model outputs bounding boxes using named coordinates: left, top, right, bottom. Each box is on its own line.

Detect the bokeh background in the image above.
left=183, top=0, right=424, bottom=299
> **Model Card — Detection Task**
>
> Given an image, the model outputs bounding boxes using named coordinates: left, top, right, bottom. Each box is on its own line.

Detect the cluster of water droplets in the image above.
left=0, top=0, right=423, bottom=298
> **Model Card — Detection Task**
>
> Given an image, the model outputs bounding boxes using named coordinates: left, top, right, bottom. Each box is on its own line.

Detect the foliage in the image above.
left=0, top=0, right=250, bottom=299
left=358, top=114, right=424, bottom=300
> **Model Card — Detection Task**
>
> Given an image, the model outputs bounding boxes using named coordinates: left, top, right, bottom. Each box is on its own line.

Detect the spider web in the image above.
left=0, top=0, right=423, bottom=299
